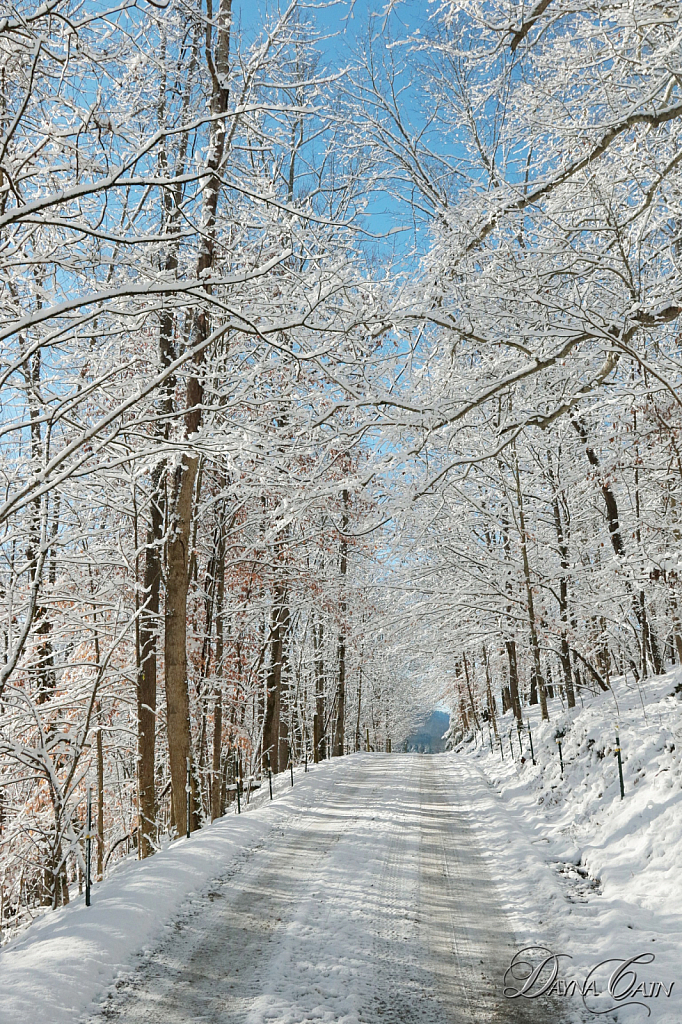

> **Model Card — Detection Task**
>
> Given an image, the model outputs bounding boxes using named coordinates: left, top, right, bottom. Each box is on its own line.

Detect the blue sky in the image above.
left=230, top=0, right=441, bottom=265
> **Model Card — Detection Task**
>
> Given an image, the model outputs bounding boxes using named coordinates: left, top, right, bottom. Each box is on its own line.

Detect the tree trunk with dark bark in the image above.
left=137, top=466, right=165, bottom=857
left=263, top=588, right=286, bottom=772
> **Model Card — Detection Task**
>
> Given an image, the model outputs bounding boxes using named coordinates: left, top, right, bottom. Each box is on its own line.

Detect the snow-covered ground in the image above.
left=0, top=683, right=679, bottom=1024
left=0, top=766, right=319, bottom=1024
left=0, top=756, right=554, bottom=1024
left=457, top=667, right=682, bottom=1022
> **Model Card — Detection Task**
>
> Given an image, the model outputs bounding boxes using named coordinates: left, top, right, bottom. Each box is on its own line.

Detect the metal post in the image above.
left=556, top=738, right=564, bottom=778
left=235, top=754, right=241, bottom=814
left=487, top=722, right=493, bottom=753
left=498, top=736, right=504, bottom=760
left=509, top=727, right=515, bottom=759
left=527, top=721, right=536, bottom=765
left=517, top=719, right=523, bottom=754
left=304, top=750, right=308, bottom=773
left=186, top=757, right=191, bottom=838
left=289, top=746, right=294, bottom=787
left=615, top=730, right=625, bottom=799
left=85, top=785, right=92, bottom=907
left=267, top=752, right=273, bottom=800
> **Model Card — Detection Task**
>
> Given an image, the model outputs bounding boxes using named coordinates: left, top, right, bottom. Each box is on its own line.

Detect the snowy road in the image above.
left=86, top=755, right=565, bottom=1024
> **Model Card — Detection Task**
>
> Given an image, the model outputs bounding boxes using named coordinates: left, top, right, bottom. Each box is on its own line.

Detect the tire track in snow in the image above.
left=84, top=756, right=579, bottom=1024
left=84, top=769, right=368, bottom=1024
left=419, top=758, right=571, bottom=1023
left=370, top=757, right=425, bottom=1024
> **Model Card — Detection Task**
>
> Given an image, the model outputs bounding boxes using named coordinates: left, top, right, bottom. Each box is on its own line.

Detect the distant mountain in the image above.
left=403, top=710, right=450, bottom=753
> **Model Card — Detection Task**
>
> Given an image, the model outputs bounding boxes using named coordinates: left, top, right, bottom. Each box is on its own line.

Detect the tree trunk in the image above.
left=136, top=15, right=188, bottom=854
left=500, top=512, right=522, bottom=721
left=670, top=591, right=682, bottom=664
left=263, top=587, right=285, bottom=772
left=163, top=0, right=232, bottom=835
left=632, top=415, right=664, bottom=675
left=313, top=618, right=325, bottom=762
left=529, top=673, right=538, bottom=705
left=547, top=455, right=576, bottom=708
left=210, top=690, right=222, bottom=820
left=211, top=510, right=226, bottom=821
left=505, top=640, right=522, bottom=720
left=96, top=705, right=105, bottom=879
left=560, top=636, right=575, bottom=707
left=483, top=646, right=499, bottom=739
left=137, top=466, right=164, bottom=857
left=573, top=415, right=657, bottom=678
left=572, top=417, right=625, bottom=555
left=333, top=632, right=346, bottom=757
left=333, top=491, right=348, bottom=757
left=355, top=665, right=362, bottom=752
left=23, top=347, right=56, bottom=704
left=462, top=653, right=480, bottom=730
left=165, top=457, right=199, bottom=833
left=514, top=457, right=548, bottom=720
left=277, top=602, right=291, bottom=772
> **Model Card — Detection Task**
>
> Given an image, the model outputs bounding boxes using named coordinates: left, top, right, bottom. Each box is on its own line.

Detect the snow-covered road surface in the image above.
left=87, top=756, right=560, bottom=1024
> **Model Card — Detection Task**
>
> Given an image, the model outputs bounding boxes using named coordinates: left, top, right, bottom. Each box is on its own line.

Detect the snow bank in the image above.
left=454, top=668, right=682, bottom=1022
left=0, top=760, right=332, bottom=1024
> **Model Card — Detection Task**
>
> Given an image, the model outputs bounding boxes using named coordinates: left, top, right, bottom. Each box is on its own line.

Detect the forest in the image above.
left=0, top=0, right=681, bottom=938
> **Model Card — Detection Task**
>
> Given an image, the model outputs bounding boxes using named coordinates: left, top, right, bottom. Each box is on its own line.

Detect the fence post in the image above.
left=235, top=754, right=241, bottom=814
left=267, top=752, right=273, bottom=800
left=289, top=746, right=294, bottom=787
left=556, top=738, right=564, bottom=778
